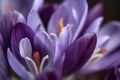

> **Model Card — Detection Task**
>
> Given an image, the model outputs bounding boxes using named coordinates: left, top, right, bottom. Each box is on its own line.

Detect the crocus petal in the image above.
left=11, top=23, right=34, bottom=65
left=31, top=0, right=44, bottom=11
left=97, top=36, right=110, bottom=48
left=1, top=0, right=34, bottom=17
left=0, top=44, right=9, bottom=79
left=7, top=48, right=34, bottom=80
left=85, top=17, right=103, bottom=33
left=78, top=3, right=103, bottom=37
left=98, top=21, right=120, bottom=37
left=0, top=11, right=25, bottom=48
left=48, top=0, right=88, bottom=38
left=0, top=34, right=5, bottom=49
left=59, top=24, right=73, bottom=50
left=34, top=29, right=53, bottom=61
left=98, top=21, right=120, bottom=53
left=105, top=31, right=120, bottom=54
left=81, top=49, right=120, bottom=75
left=38, top=4, right=58, bottom=28
left=114, top=65, right=120, bottom=80
left=27, top=10, right=44, bottom=32
left=53, top=40, right=64, bottom=77
left=63, top=33, right=97, bottom=76
left=19, top=38, right=32, bottom=58
left=87, top=3, right=103, bottom=26
left=35, top=70, right=60, bottom=80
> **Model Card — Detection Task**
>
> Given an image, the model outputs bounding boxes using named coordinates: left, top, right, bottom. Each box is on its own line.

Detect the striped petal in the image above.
left=63, top=33, right=97, bottom=76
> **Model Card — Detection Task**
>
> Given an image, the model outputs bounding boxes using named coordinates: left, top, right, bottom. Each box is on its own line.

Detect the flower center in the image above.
left=33, top=51, right=49, bottom=72
left=33, top=51, right=40, bottom=70
left=91, top=48, right=107, bottom=62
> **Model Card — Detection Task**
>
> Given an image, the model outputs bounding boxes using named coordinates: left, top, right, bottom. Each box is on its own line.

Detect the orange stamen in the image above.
left=57, top=18, right=63, bottom=35
left=97, top=48, right=107, bottom=54
left=34, top=51, right=40, bottom=70
left=5, top=6, right=11, bottom=12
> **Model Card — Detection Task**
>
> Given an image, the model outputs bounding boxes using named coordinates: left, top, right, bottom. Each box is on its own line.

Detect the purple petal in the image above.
left=27, top=10, right=44, bottom=32
left=82, top=49, right=120, bottom=75
left=1, top=0, right=34, bottom=17
left=48, top=0, right=88, bottom=38
left=59, top=24, right=73, bottom=50
left=38, top=4, right=58, bottom=28
left=105, top=65, right=120, bottom=80
left=79, top=3, right=103, bottom=37
left=98, top=21, right=120, bottom=54
left=7, top=48, right=33, bottom=79
left=11, top=22, right=34, bottom=65
left=63, top=33, right=97, bottom=76
left=0, top=11, right=25, bottom=48
left=0, top=34, right=5, bottom=49
left=105, top=32, right=120, bottom=54
left=87, top=3, right=103, bottom=26
left=114, top=65, right=120, bottom=80
left=53, top=40, right=64, bottom=77
left=85, top=17, right=103, bottom=33
left=31, top=0, right=44, bottom=11
left=0, top=45, right=9, bottom=79
left=98, top=21, right=120, bottom=37
left=35, top=71, right=60, bottom=80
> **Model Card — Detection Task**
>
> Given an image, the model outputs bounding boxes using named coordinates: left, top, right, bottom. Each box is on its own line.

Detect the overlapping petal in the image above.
left=7, top=48, right=34, bottom=80
left=35, top=70, right=60, bottom=80
left=48, top=0, right=88, bottom=40
left=0, top=11, right=25, bottom=48
left=63, top=33, right=97, bottom=76
left=0, top=44, right=10, bottom=79
left=27, top=10, right=44, bottom=32
left=11, top=23, right=34, bottom=65
left=34, top=29, right=53, bottom=62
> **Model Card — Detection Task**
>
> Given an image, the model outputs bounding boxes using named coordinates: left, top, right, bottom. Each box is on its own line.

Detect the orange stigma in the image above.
left=97, top=48, right=107, bottom=54
left=34, top=51, right=40, bottom=70
left=57, top=18, right=63, bottom=35
left=5, top=6, right=11, bottom=12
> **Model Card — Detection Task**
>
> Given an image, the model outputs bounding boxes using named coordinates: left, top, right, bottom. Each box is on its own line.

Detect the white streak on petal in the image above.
left=19, top=38, right=32, bottom=58
left=25, top=57, right=38, bottom=75
left=40, top=55, right=49, bottom=72
left=72, top=7, right=78, bottom=21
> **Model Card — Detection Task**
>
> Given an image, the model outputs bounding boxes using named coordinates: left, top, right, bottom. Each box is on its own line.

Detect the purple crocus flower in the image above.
left=80, top=21, right=120, bottom=76
left=3, top=0, right=97, bottom=80
left=0, top=0, right=119, bottom=80
left=7, top=22, right=97, bottom=80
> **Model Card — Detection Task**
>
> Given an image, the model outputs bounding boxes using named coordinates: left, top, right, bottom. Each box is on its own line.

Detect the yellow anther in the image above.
left=34, top=51, right=40, bottom=70
left=97, top=48, right=107, bottom=54
left=5, top=6, right=11, bottom=12
left=57, top=18, right=63, bottom=35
